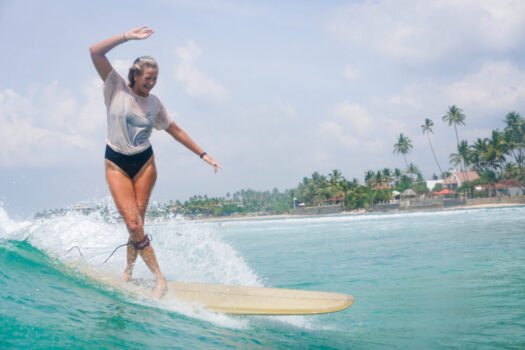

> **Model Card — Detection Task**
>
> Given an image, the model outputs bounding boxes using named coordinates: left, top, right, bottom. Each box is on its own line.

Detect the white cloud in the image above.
left=343, top=64, right=360, bottom=81
left=328, top=0, right=525, bottom=64
left=319, top=121, right=359, bottom=149
left=318, top=103, right=385, bottom=154
left=319, top=121, right=384, bottom=154
left=316, top=59, right=525, bottom=177
left=333, top=102, right=373, bottom=135
left=174, top=41, right=229, bottom=102
left=276, top=100, right=297, bottom=119
left=155, top=0, right=263, bottom=17
left=0, top=80, right=105, bottom=167
left=380, top=60, right=525, bottom=127
left=442, top=61, right=525, bottom=111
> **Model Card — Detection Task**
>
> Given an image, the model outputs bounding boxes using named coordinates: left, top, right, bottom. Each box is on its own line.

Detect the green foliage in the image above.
left=393, top=133, right=413, bottom=169
left=174, top=188, right=294, bottom=217
left=456, top=181, right=476, bottom=194
left=395, top=175, right=413, bottom=192
left=413, top=181, right=430, bottom=194
left=432, top=183, right=444, bottom=192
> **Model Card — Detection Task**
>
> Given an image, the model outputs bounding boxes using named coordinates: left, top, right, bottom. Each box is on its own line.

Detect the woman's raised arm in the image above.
left=89, top=26, right=154, bottom=81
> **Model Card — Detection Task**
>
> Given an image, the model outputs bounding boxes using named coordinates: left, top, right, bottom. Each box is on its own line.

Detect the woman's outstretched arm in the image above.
left=166, top=122, right=221, bottom=173
left=89, top=26, right=154, bottom=81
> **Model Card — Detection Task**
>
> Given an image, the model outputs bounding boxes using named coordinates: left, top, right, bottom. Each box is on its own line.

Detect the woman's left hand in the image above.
left=203, top=154, right=221, bottom=173
left=125, top=26, right=155, bottom=41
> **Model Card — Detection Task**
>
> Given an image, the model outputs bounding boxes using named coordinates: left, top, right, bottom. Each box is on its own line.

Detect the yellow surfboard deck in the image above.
left=76, top=265, right=353, bottom=315
left=163, top=281, right=354, bottom=315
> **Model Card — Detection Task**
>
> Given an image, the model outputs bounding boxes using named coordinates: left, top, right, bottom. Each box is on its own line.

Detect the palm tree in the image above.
left=443, top=105, right=468, bottom=174
left=364, top=170, right=375, bottom=187
left=327, top=169, right=345, bottom=202
left=421, top=118, right=444, bottom=178
left=406, top=163, right=421, bottom=182
left=442, top=105, right=466, bottom=146
left=484, top=130, right=507, bottom=174
left=393, top=133, right=413, bottom=169
left=382, top=168, right=393, bottom=186
left=328, top=169, right=344, bottom=188
left=470, top=132, right=505, bottom=197
left=450, top=140, right=470, bottom=167
left=502, top=162, right=519, bottom=180
left=393, top=168, right=402, bottom=186
left=470, top=138, right=488, bottom=173
left=374, top=170, right=384, bottom=189
left=503, top=111, right=525, bottom=181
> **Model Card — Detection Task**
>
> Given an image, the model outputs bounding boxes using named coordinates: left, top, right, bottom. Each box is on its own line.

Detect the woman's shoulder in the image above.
left=147, top=93, right=163, bottom=106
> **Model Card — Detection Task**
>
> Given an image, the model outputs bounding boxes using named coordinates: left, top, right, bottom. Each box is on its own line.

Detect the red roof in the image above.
left=433, top=188, right=456, bottom=195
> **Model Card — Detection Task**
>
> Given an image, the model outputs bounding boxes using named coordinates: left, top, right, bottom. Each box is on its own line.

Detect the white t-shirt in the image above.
left=103, top=69, right=172, bottom=155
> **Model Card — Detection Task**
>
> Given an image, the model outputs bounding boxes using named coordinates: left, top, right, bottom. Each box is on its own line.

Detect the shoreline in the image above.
left=190, top=201, right=525, bottom=223
left=445, top=202, right=522, bottom=210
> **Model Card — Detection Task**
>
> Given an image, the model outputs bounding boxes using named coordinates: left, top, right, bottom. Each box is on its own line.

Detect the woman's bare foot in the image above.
left=152, top=276, right=167, bottom=299
left=123, top=266, right=133, bottom=282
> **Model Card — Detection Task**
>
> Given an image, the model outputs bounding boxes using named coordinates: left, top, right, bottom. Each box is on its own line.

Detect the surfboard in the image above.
left=162, top=281, right=354, bottom=315
left=75, top=265, right=353, bottom=315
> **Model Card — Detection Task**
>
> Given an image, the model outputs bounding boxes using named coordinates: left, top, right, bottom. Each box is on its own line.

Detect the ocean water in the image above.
left=1, top=205, right=524, bottom=349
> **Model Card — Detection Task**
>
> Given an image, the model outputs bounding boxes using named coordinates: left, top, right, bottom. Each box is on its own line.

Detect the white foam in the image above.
left=0, top=205, right=262, bottom=328
left=147, top=217, right=261, bottom=285
left=0, top=204, right=348, bottom=331
left=0, top=206, right=31, bottom=238
left=73, top=261, right=250, bottom=330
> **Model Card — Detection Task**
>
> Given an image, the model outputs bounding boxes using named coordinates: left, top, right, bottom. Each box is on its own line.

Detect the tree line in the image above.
left=393, top=107, right=525, bottom=193
left=165, top=106, right=524, bottom=217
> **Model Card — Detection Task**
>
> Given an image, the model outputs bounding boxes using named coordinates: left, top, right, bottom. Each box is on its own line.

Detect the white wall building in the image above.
left=426, top=179, right=443, bottom=192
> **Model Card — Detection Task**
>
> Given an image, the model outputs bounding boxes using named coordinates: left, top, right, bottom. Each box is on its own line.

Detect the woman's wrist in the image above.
left=199, top=152, right=207, bottom=159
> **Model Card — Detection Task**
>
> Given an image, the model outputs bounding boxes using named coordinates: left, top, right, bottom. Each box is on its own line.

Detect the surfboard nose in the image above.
left=166, top=282, right=355, bottom=315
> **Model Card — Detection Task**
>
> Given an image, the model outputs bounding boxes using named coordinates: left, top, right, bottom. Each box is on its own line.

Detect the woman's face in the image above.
left=133, top=66, right=158, bottom=97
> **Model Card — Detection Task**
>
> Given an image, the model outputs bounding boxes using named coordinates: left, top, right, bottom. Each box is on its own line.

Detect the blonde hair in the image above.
left=128, top=56, right=158, bottom=87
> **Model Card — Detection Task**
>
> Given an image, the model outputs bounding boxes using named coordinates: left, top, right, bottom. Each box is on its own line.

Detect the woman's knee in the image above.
left=125, top=215, right=143, bottom=235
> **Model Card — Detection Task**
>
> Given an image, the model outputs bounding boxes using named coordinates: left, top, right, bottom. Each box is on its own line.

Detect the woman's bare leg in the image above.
left=123, top=158, right=156, bottom=281
left=105, top=160, right=166, bottom=298
left=132, top=158, right=167, bottom=297
left=124, top=242, right=139, bottom=282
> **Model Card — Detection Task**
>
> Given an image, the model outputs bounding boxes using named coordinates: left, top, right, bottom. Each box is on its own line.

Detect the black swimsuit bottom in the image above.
left=105, top=145, right=153, bottom=179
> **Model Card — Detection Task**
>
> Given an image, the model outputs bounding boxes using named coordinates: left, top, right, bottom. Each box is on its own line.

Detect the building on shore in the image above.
left=443, top=170, right=480, bottom=190
left=478, top=179, right=524, bottom=197
left=426, top=179, right=444, bottom=192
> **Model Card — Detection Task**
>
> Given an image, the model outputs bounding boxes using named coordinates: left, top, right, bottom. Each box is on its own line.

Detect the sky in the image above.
left=2, top=0, right=525, bottom=217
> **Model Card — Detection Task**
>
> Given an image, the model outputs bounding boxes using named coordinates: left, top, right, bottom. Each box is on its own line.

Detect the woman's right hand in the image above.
left=202, top=154, right=221, bottom=173
left=125, top=26, right=155, bottom=41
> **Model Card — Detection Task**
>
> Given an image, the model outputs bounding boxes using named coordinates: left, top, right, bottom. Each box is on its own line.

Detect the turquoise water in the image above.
left=1, top=205, right=524, bottom=349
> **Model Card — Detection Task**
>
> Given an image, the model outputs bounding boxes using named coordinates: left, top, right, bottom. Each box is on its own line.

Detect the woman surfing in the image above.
left=90, top=26, right=220, bottom=298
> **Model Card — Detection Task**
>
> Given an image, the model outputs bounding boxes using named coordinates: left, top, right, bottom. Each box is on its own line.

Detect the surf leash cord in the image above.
left=67, top=234, right=152, bottom=264
left=103, top=234, right=152, bottom=264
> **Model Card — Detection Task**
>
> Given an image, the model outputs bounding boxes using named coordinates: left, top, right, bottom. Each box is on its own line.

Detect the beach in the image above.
left=448, top=202, right=524, bottom=209
left=191, top=200, right=525, bottom=223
